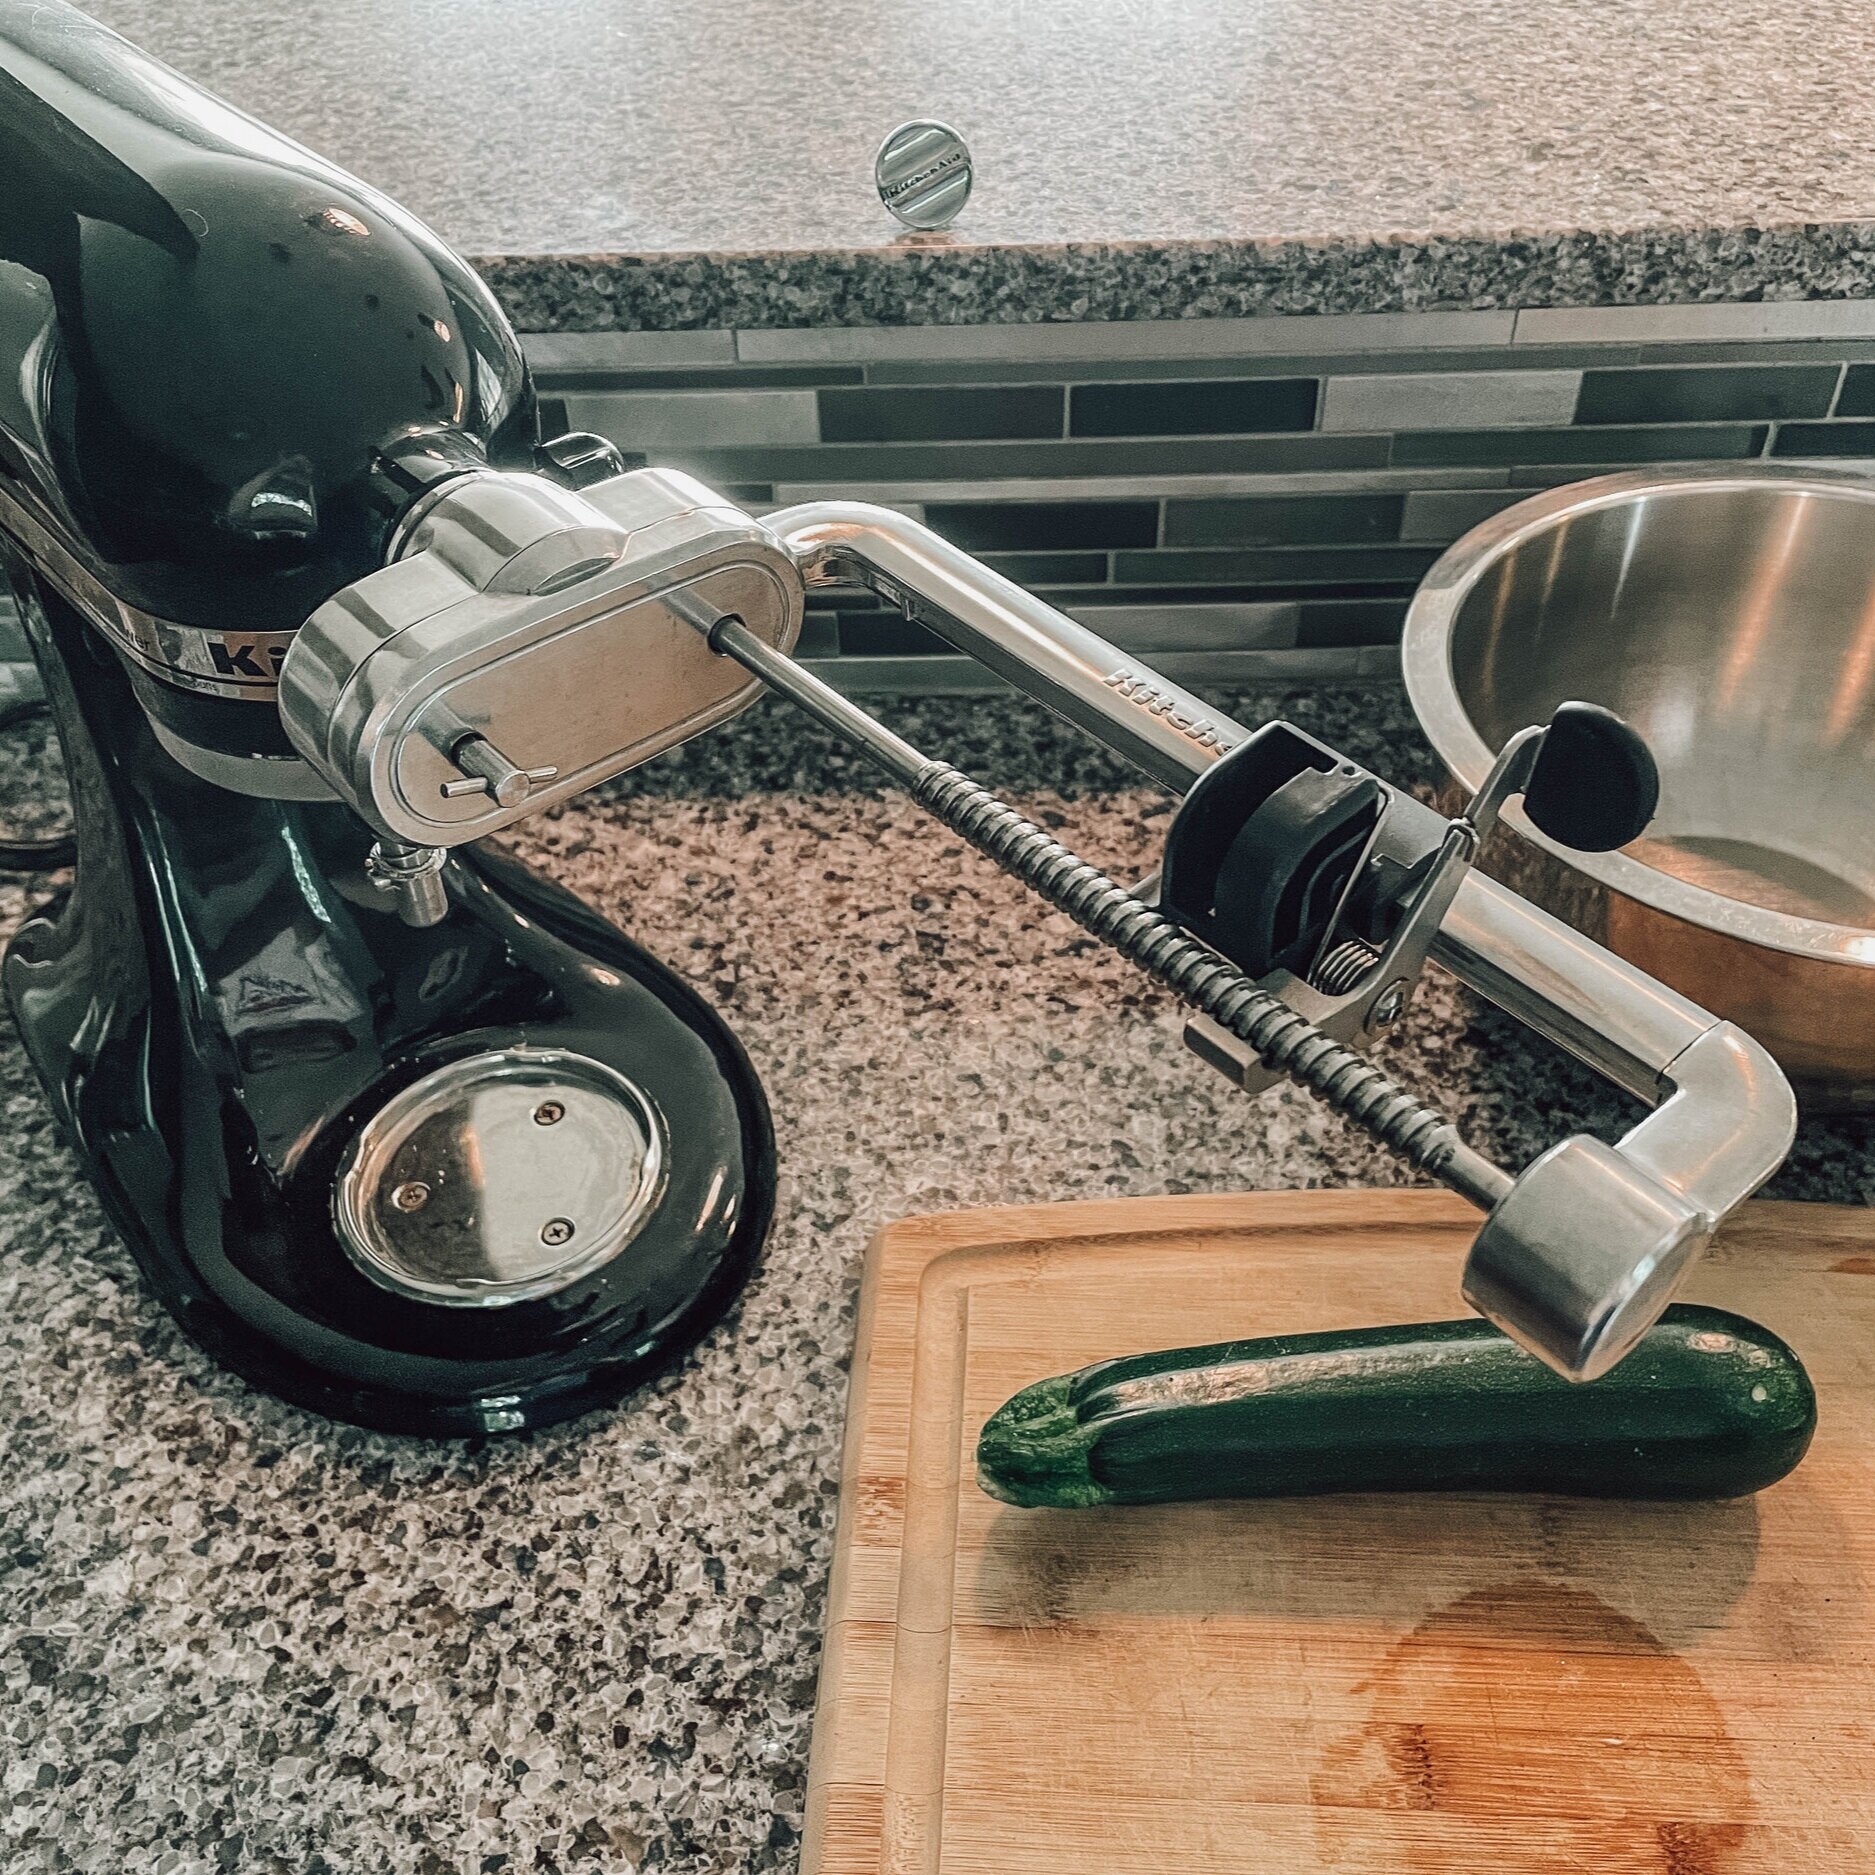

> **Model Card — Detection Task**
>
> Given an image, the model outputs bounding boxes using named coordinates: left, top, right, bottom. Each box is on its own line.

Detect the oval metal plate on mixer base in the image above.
left=334, top=1046, right=666, bottom=1307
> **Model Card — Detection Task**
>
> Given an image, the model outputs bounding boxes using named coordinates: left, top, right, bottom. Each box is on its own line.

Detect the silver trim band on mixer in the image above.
left=0, top=482, right=294, bottom=702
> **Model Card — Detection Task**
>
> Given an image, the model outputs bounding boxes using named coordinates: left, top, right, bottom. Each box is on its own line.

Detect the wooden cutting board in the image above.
left=802, top=1191, right=1875, bottom=1875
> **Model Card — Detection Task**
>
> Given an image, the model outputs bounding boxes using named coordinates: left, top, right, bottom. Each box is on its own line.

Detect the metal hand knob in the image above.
left=438, top=734, right=559, bottom=809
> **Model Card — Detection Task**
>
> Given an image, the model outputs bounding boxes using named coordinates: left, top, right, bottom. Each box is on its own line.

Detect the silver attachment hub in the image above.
left=279, top=467, right=802, bottom=846
left=334, top=1047, right=666, bottom=1307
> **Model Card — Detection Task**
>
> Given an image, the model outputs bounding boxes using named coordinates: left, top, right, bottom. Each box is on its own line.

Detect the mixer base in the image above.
left=1, top=573, right=775, bottom=1434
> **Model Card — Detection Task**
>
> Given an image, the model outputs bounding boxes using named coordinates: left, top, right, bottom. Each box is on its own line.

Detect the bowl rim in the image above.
left=1402, top=462, right=1875, bottom=968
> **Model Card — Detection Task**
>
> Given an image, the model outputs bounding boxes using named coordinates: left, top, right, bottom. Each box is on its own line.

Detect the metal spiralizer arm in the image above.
left=759, top=503, right=1798, bottom=1377
left=278, top=471, right=1797, bottom=1383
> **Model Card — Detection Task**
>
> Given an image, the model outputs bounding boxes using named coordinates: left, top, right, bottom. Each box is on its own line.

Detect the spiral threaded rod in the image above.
left=705, top=616, right=1512, bottom=1211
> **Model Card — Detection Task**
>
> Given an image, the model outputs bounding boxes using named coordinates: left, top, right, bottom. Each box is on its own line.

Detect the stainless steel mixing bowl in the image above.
left=1404, top=463, right=1875, bottom=1112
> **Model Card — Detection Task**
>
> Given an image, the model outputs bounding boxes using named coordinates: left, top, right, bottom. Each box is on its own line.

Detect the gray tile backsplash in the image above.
left=526, top=330, right=738, bottom=368
left=818, top=385, right=1064, bottom=442
left=1163, top=493, right=1403, bottom=547
left=528, top=310, right=1875, bottom=692
left=1771, top=421, right=1875, bottom=456
left=978, top=552, right=1110, bottom=587
left=563, top=388, right=819, bottom=447
left=1837, top=365, right=1875, bottom=417
left=1065, top=601, right=1300, bottom=653
left=1397, top=487, right=1529, bottom=540
left=730, top=309, right=1520, bottom=364
left=1111, top=546, right=1443, bottom=587
left=1320, top=370, right=1579, bottom=432
left=1572, top=364, right=1841, bottom=425
left=921, top=501, right=1158, bottom=551
left=1392, top=423, right=1769, bottom=467
left=662, top=433, right=1393, bottom=486
left=1510, top=301, right=1875, bottom=344
left=1071, top=378, right=1317, bottom=437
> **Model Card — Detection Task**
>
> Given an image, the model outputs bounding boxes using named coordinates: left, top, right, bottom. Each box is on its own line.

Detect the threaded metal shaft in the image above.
left=698, top=611, right=1512, bottom=1212
left=910, top=764, right=1509, bottom=1207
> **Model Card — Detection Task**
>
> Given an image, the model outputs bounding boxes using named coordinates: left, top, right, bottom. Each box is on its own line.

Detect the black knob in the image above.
left=1522, top=701, right=1660, bottom=852
left=534, top=429, right=635, bottom=491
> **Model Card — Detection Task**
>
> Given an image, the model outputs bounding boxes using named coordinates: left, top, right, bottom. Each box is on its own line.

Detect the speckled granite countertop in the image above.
left=0, top=685, right=1869, bottom=1873
left=69, top=0, right=1875, bottom=329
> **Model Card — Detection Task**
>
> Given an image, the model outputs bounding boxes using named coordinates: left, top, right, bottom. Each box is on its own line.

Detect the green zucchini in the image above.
left=976, top=1305, right=1815, bottom=1508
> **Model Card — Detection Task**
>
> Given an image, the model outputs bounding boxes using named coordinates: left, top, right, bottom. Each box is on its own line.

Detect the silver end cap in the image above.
left=1461, top=1134, right=1711, bottom=1381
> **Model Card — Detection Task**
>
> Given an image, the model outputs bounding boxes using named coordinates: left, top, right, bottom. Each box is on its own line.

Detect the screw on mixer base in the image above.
left=699, top=613, right=1513, bottom=1213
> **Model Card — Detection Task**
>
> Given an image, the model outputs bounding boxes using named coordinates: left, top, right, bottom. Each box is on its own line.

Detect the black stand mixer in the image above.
left=0, top=0, right=1798, bottom=1435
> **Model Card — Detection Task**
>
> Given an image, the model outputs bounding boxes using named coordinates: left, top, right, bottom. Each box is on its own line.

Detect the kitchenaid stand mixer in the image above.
left=0, top=0, right=1796, bottom=1434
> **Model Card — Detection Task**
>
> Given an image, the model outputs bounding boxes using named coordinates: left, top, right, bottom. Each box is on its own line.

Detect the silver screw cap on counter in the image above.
left=875, top=120, right=972, bottom=230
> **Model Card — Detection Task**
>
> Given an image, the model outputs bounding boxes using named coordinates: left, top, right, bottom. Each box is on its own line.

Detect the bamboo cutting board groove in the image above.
left=802, top=1191, right=1875, bottom=1874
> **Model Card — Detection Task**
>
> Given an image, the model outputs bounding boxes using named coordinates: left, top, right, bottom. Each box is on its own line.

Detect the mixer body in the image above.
left=0, top=0, right=774, bottom=1432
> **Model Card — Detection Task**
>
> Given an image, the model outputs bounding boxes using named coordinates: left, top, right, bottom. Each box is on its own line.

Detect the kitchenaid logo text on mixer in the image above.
left=1104, top=669, right=1238, bottom=754
left=206, top=636, right=290, bottom=681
